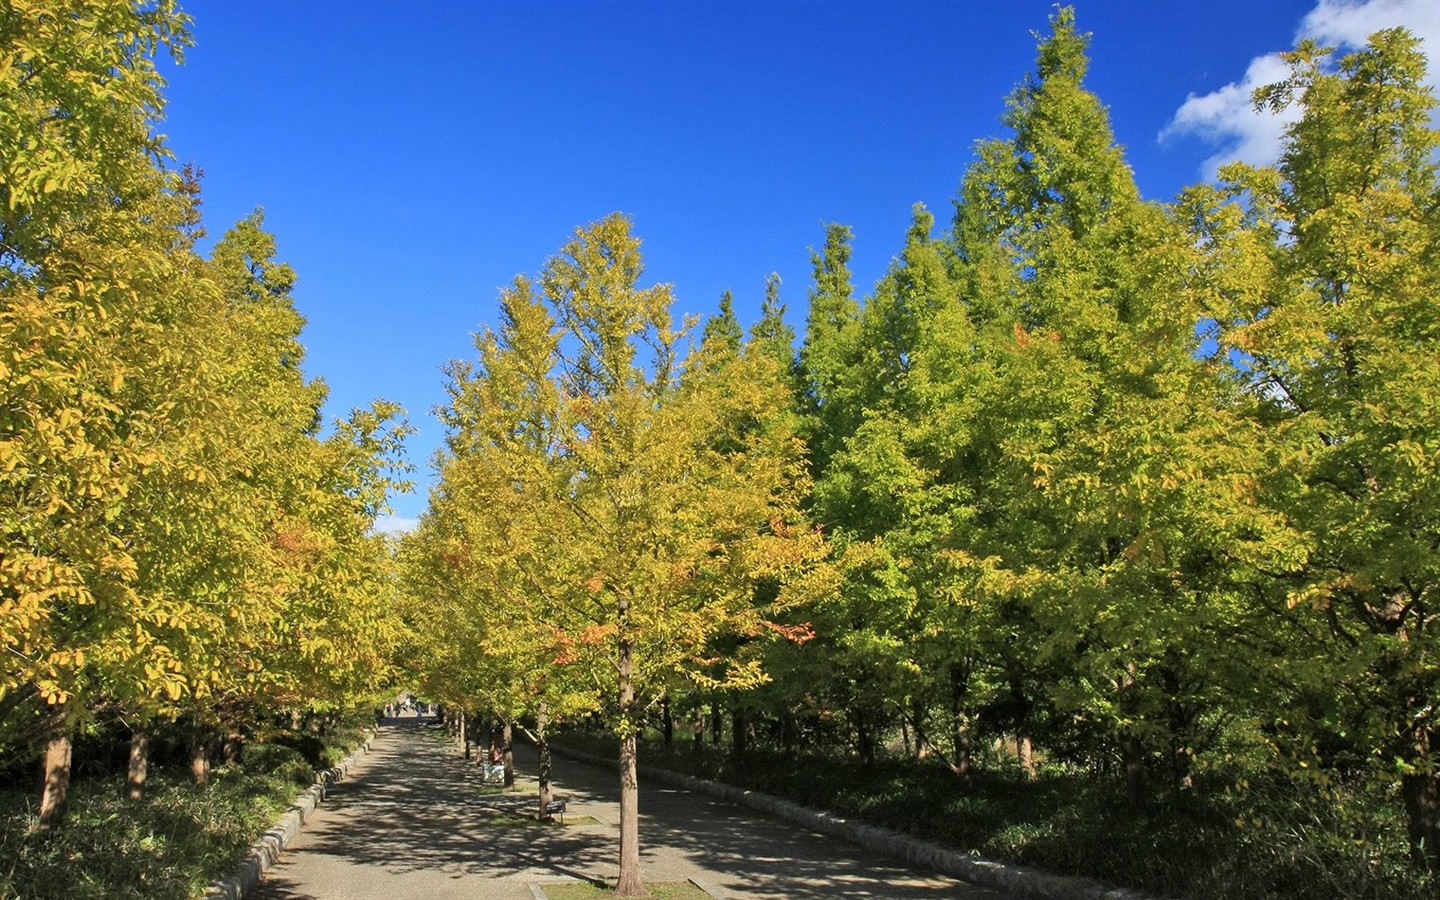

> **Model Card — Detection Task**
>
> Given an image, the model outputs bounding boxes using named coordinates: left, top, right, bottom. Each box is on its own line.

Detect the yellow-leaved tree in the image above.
left=421, top=214, right=821, bottom=894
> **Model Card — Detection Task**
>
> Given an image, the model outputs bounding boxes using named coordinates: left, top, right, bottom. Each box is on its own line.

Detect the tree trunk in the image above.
left=1161, top=661, right=1194, bottom=789
left=950, top=663, right=973, bottom=786
left=536, top=704, right=553, bottom=818
left=38, top=718, right=73, bottom=830
left=855, top=710, right=875, bottom=768
left=221, top=730, right=243, bottom=766
left=126, top=728, right=149, bottom=801
left=710, top=700, right=721, bottom=745
left=1402, top=725, right=1439, bottom=872
left=617, top=730, right=643, bottom=895
left=911, top=697, right=929, bottom=759
left=661, top=694, right=673, bottom=751
left=458, top=710, right=468, bottom=756
left=731, top=706, right=748, bottom=759
left=616, top=624, right=644, bottom=896
left=502, top=719, right=515, bottom=788
left=1018, top=734, right=1034, bottom=780
left=191, top=728, right=211, bottom=786
left=1402, top=771, right=1439, bottom=871
left=781, top=710, right=797, bottom=756
left=692, top=704, right=704, bottom=751
left=1123, top=735, right=1148, bottom=810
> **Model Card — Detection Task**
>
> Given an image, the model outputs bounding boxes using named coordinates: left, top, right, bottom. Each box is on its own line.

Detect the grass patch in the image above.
left=543, top=880, right=711, bottom=899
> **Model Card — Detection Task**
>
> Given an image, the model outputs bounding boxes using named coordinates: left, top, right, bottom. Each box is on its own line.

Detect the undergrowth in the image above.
left=0, top=717, right=371, bottom=900
left=555, top=732, right=1436, bottom=900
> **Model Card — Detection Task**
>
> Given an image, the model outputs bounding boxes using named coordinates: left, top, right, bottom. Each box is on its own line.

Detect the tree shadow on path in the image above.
left=253, top=717, right=1010, bottom=899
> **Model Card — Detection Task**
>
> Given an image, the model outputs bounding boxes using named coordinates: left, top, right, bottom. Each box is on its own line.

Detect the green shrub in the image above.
left=241, top=742, right=316, bottom=788
left=553, top=731, right=1436, bottom=900
left=0, top=722, right=370, bottom=899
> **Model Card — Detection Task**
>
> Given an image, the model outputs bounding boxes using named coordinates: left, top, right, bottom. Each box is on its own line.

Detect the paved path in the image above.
left=254, top=716, right=1012, bottom=899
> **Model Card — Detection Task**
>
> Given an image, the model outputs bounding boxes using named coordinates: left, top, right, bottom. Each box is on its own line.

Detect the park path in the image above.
left=252, top=714, right=1013, bottom=899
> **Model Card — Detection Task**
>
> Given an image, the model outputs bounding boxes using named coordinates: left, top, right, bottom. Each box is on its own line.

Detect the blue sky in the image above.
left=153, top=0, right=1439, bottom=528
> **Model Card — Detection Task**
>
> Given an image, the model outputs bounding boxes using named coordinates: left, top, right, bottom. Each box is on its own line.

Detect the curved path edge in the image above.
left=550, top=744, right=1166, bottom=900
left=204, top=730, right=377, bottom=900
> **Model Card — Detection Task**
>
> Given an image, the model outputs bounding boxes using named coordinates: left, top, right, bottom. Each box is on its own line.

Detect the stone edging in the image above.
left=204, top=730, right=377, bottom=900
left=549, top=745, right=1164, bottom=900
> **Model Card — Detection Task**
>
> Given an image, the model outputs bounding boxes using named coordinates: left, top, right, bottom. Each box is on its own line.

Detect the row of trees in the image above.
left=404, top=8, right=1440, bottom=892
left=1, top=0, right=408, bottom=825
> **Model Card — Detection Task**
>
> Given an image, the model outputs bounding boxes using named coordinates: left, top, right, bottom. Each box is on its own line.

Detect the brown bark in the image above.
left=661, top=694, right=673, bottom=750
left=190, top=729, right=211, bottom=786
left=692, top=705, right=704, bottom=751
left=710, top=700, right=721, bottom=744
left=1123, top=735, right=1148, bottom=810
left=616, top=730, right=644, bottom=895
left=221, top=731, right=243, bottom=766
left=38, top=724, right=73, bottom=830
left=502, top=719, right=515, bottom=788
left=126, top=729, right=149, bottom=801
left=536, top=704, right=553, bottom=819
left=1402, top=726, right=1439, bottom=872
left=781, top=710, right=797, bottom=756
left=1018, top=734, right=1034, bottom=780
left=950, top=663, right=973, bottom=786
left=855, top=710, right=875, bottom=769
left=911, top=698, right=930, bottom=760
left=615, top=619, right=644, bottom=896
left=731, top=706, right=748, bottom=758
left=1402, top=772, right=1439, bottom=872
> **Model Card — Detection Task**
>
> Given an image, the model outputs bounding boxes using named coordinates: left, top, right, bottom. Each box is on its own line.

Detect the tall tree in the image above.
left=798, top=223, right=861, bottom=480
left=1, top=0, right=197, bottom=820
left=1196, top=27, right=1440, bottom=867
left=1, top=2, right=410, bottom=817
left=425, top=214, right=818, bottom=895
left=748, top=272, right=795, bottom=378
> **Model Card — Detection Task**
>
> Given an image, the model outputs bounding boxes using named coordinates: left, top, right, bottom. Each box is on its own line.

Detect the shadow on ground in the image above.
left=252, top=716, right=1005, bottom=899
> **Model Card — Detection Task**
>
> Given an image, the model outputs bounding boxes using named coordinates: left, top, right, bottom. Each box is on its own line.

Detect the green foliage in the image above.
left=767, top=4, right=1440, bottom=883
left=8, top=0, right=1440, bottom=894
left=0, top=0, right=409, bottom=835
left=0, top=725, right=363, bottom=900
left=566, top=732, right=1435, bottom=900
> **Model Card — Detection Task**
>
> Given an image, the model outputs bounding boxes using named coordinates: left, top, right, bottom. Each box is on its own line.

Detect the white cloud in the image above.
left=1301, top=0, right=1440, bottom=50
left=374, top=514, right=419, bottom=536
left=1163, top=0, right=1440, bottom=179
left=1161, top=52, right=1298, bottom=177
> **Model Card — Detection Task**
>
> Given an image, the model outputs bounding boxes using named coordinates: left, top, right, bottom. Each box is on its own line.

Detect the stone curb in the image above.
left=550, top=745, right=1164, bottom=900
left=203, top=729, right=377, bottom=900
